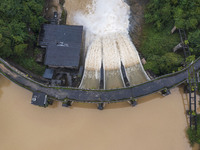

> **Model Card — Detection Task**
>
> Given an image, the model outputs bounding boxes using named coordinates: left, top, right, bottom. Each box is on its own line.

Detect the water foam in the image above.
left=74, top=0, right=130, bottom=36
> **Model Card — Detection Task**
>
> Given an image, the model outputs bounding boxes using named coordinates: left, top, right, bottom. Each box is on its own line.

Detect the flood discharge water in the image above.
left=79, top=37, right=102, bottom=89
left=68, top=0, right=149, bottom=89
left=0, top=75, right=193, bottom=150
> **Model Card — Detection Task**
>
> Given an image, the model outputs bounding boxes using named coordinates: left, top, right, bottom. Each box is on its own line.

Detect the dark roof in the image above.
left=31, top=92, right=48, bottom=107
left=39, top=24, right=83, bottom=46
left=39, top=24, right=83, bottom=68
left=44, top=42, right=81, bottom=68
left=43, top=68, right=54, bottom=79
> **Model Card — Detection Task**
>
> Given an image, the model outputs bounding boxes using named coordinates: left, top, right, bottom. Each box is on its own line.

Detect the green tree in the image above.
left=144, top=53, right=183, bottom=75
left=0, top=0, right=45, bottom=59
left=14, top=44, right=28, bottom=57
left=188, top=30, right=200, bottom=57
left=145, top=0, right=200, bottom=31
left=0, top=0, right=46, bottom=75
left=0, top=37, right=12, bottom=58
left=143, top=0, right=200, bottom=76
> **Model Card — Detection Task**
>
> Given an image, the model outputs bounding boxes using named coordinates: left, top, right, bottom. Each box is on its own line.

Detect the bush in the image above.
left=140, top=25, right=180, bottom=57
left=140, top=25, right=182, bottom=75
left=187, top=128, right=197, bottom=145
left=16, top=57, right=45, bottom=75
left=188, top=29, right=200, bottom=57
left=145, top=0, right=200, bottom=31
left=187, top=115, right=200, bottom=145
left=14, top=44, right=28, bottom=57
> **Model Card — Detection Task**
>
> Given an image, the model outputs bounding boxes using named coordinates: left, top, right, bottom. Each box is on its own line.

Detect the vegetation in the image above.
left=187, top=115, right=200, bottom=145
left=140, top=25, right=183, bottom=75
left=0, top=0, right=46, bottom=75
left=60, top=10, right=67, bottom=25
left=140, top=0, right=200, bottom=76
left=145, top=0, right=200, bottom=31
left=188, top=30, right=200, bottom=58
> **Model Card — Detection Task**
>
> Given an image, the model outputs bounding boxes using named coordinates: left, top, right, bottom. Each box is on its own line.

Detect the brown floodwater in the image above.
left=64, top=0, right=92, bottom=25
left=0, top=75, right=195, bottom=150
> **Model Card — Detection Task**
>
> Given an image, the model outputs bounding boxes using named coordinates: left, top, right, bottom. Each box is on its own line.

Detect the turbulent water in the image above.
left=75, top=0, right=149, bottom=89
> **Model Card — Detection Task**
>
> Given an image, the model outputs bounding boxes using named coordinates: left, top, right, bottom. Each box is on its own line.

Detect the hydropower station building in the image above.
left=34, top=23, right=83, bottom=106
left=39, top=24, right=83, bottom=70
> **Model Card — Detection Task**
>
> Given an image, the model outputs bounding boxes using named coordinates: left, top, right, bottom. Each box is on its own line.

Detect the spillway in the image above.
left=79, top=37, right=102, bottom=89
left=116, top=33, right=150, bottom=85
left=102, top=34, right=124, bottom=89
left=76, top=0, right=150, bottom=89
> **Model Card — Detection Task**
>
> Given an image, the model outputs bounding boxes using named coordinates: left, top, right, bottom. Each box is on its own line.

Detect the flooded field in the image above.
left=0, top=75, right=193, bottom=150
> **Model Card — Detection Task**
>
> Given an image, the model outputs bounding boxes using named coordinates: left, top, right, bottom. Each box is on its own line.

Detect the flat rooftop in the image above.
left=31, top=92, right=48, bottom=107
left=39, top=24, right=83, bottom=69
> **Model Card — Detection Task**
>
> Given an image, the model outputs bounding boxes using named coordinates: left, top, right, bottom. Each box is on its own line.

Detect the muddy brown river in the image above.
left=0, top=75, right=195, bottom=150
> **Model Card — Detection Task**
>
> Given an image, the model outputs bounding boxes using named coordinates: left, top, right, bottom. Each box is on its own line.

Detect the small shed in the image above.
left=31, top=92, right=48, bottom=107
left=43, top=68, right=54, bottom=79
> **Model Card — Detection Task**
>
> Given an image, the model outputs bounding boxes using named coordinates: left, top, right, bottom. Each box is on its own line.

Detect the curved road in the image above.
left=0, top=58, right=200, bottom=103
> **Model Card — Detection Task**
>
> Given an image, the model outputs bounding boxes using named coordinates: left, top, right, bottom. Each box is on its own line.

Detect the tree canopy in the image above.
left=0, top=0, right=45, bottom=58
left=145, top=0, right=200, bottom=30
left=140, top=0, right=200, bottom=76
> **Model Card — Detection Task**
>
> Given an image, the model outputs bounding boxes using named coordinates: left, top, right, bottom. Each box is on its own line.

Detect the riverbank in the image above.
left=0, top=75, right=193, bottom=150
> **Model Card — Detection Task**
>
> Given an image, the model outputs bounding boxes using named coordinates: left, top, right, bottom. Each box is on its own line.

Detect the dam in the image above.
left=0, top=0, right=199, bottom=109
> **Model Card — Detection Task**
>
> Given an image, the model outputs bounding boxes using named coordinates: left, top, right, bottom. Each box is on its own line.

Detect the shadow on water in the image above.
left=0, top=75, right=11, bottom=99
left=105, top=102, right=130, bottom=109
left=59, top=92, right=164, bottom=110
left=179, top=85, right=189, bottom=126
left=48, top=101, right=60, bottom=108
left=70, top=102, right=131, bottom=110
left=137, top=92, right=163, bottom=105
left=48, top=101, right=99, bottom=110
left=71, top=102, right=97, bottom=109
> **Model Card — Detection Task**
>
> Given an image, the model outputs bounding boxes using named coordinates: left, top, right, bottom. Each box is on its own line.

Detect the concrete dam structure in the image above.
left=0, top=57, right=200, bottom=104
left=80, top=33, right=150, bottom=90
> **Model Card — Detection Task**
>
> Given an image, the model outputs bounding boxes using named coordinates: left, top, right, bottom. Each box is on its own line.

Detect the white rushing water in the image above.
left=77, top=0, right=149, bottom=89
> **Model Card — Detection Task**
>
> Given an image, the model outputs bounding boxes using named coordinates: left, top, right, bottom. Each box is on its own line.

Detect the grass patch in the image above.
left=14, top=57, right=45, bottom=76
left=139, top=24, right=183, bottom=75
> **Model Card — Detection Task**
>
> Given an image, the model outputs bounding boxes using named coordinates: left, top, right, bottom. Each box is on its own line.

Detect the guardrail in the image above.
left=0, top=57, right=200, bottom=103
